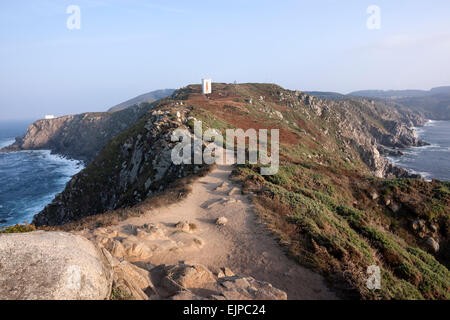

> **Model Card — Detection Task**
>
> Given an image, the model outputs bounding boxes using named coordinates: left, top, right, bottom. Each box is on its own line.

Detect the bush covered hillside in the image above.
left=34, top=83, right=449, bottom=299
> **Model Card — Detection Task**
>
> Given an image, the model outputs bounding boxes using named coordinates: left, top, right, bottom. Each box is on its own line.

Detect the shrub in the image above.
left=0, top=224, right=36, bottom=234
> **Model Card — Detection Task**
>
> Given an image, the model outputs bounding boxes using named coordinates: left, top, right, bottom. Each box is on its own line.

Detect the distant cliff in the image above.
left=350, top=87, right=450, bottom=120
left=296, top=92, right=427, bottom=178
left=0, top=89, right=175, bottom=163
left=108, top=89, right=175, bottom=113
left=1, top=103, right=154, bottom=163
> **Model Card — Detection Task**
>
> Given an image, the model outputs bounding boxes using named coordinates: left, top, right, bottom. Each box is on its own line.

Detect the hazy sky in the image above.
left=1, top=0, right=450, bottom=120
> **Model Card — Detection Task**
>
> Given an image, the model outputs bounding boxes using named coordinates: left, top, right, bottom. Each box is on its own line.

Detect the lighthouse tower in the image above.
left=202, top=78, right=212, bottom=95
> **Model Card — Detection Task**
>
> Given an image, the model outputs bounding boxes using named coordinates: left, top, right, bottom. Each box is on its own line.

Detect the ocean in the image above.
left=389, top=120, right=450, bottom=181
left=0, top=120, right=83, bottom=227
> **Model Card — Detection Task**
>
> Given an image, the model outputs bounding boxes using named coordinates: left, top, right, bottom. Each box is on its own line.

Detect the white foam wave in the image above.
left=20, top=195, right=56, bottom=223
left=425, top=120, right=440, bottom=127
left=387, top=157, right=400, bottom=164
left=0, top=150, right=84, bottom=226
left=408, top=144, right=441, bottom=153
left=41, top=150, right=83, bottom=167
left=18, top=150, right=84, bottom=176
left=36, top=151, right=84, bottom=185
left=409, top=170, right=433, bottom=181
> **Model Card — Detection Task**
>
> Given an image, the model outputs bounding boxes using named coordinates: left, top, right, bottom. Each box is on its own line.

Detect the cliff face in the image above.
left=1, top=104, right=154, bottom=163
left=33, top=103, right=205, bottom=226
left=291, top=91, right=426, bottom=178
left=350, top=87, right=450, bottom=120
left=32, top=83, right=429, bottom=227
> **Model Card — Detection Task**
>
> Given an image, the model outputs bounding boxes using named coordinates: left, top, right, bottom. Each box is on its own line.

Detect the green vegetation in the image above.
left=190, top=107, right=234, bottom=133
left=110, top=287, right=134, bottom=300
left=0, top=224, right=36, bottom=234
left=234, top=160, right=449, bottom=299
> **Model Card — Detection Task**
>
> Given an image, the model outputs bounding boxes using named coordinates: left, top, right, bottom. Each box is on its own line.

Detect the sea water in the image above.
left=0, top=121, right=83, bottom=227
left=388, top=120, right=450, bottom=181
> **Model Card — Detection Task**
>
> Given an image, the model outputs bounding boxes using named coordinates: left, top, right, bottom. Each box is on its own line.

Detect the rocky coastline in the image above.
left=1, top=85, right=430, bottom=226
left=1, top=84, right=448, bottom=301
left=0, top=103, right=155, bottom=164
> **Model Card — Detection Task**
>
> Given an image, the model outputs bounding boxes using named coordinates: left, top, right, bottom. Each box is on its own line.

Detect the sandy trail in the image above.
left=108, top=162, right=337, bottom=300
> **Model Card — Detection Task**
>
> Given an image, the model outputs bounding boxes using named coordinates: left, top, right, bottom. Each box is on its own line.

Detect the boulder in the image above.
left=0, top=231, right=112, bottom=300
left=370, top=192, right=379, bottom=200
left=274, top=111, right=284, bottom=120
left=221, top=267, right=235, bottom=277
left=150, top=263, right=287, bottom=300
left=175, top=221, right=197, bottom=233
left=215, top=182, right=229, bottom=192
left=109, top=240, right=126, bottom=258
left=122, top=240, right=153, bottom=260
left=151, top=263, right=217, bottom=296
left=162, top=264, right=217, bottom=290
left=426, top=237, right=440, bottom=253
left=170, top=290, right=204, bottom=300
left=217, top=270, right=226, bottom=278
left=389, top=202, right=401, bottom=213
left=216, top=217, right=228, bottom=226
left=430, top=224, right=438, bottom=233
left=216, top=276, right=288, bottom=300
left=412, top=219, right=426, bottom=232
left=112, top=261, right=157, bottom=300
left=228, top=187, right=240, bottom=196
left=418, top=219, right=426, bottom=230
left=175, top=221, right=191, bottom=233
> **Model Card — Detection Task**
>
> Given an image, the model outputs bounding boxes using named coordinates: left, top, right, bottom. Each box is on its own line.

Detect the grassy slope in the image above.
left=184, top=83, right=449, bottom=300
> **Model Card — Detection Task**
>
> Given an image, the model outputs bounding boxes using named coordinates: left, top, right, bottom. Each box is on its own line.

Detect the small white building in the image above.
left=202, top=78, right=212, bottom=94
left=45, top=115, right=56, bottom=120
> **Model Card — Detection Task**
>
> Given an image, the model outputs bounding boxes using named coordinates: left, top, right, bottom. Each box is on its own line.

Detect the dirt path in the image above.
left=107, top=162, right=337, bottom=300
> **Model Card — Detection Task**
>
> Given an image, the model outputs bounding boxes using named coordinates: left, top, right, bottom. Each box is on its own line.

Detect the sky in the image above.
left=1, top=0, right=450, bottom=120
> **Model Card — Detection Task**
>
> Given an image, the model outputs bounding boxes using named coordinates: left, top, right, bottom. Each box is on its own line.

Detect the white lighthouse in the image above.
left=202, top=78, right=212, bottom=95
